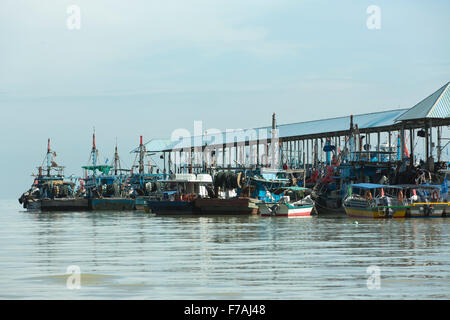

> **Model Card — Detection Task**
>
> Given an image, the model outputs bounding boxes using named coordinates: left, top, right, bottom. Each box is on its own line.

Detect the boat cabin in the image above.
left=347, top=183, right=404, bottom=202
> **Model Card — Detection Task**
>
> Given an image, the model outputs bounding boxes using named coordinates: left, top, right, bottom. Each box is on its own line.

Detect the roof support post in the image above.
left=235, top=143, right=238, bottom=166
left=428, top=119, right=434, bottom=171
left=171, top=151, right=174, bottom=174
left=256, top=140, right=260, bottom=167
left=222, top=144, right=226, bottom=169
left=377, top=131, right=380, bottom=162
left=388, top=130, right=392, bottom=162
left=400, top=125, right=405, bottom=162
left=306, top=139, right=309, bottom=167
left=289, top=140, right=292, bottom=168
left=410, top=128, right=414, bottom=168
left=303, top=150, right=306, bottom=187
left=163, top=152, right=166, bottom=174
left=437, top=126, right=441, bottom=163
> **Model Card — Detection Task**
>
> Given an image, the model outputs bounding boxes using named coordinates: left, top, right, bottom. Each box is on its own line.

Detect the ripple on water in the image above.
left=0, top=200, right=449, bottom=299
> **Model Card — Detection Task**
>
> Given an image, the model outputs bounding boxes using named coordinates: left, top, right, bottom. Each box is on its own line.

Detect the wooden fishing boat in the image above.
left=89, top=198, right=135, bottom=211
left=18, top=139, right=82, bottom=211
left=400, top=184, right=448, bottom=218
left=194, top=197, right=260, bottom=215
left=41, top=198, right=89, bottom=211
left=135, top=196, right=147, bottom=211
left=343, top=183, right=407, bottom=218
left=257, top=187, right=314, bottom=217
left=146, top=198, right=197, bottom=215
left=145, top=173, right=213, bottom=215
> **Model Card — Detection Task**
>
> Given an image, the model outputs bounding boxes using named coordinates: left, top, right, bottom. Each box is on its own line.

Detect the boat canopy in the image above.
left=271, top=186, right=311, bottom=195
left=278, top=186, right=310, bottom=191
left=350, top=183, right=402, bottom=189
left=397, top=184, right=441, bottom=190
left=82, top=165, right=113, bottom=175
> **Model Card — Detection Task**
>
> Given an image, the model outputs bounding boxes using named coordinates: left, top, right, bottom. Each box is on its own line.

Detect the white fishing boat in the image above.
left=258, top=187, right=314, bottom=217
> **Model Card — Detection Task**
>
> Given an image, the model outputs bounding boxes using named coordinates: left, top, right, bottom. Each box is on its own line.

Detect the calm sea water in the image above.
left=0, top=199, right=448, bottom=299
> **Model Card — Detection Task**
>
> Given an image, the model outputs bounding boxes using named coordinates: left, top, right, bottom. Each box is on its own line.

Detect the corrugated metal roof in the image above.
left=429, top=83, right=450, bottom=118
left=131, top=83, right=450, bottom=153
left=145, top=109, right=407, bottom=152
left=277, top=109, right=407, bottom=138
left=396, top=82, right=450, bottom=121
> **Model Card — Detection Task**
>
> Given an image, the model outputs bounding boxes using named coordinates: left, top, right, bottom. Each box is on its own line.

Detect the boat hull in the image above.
left=146, top=200, right=196, bottom=215
left=194, top=198, right=260, bottom=215
left=41, top=198, right=89, bottom=211
left=407, top=204, right=448, bottom=218
left=25, top=199, right=41, bottom=210
left=344, top=206, right=407, bottom=219
left=89, top=198, right=135, bottom=211
left=314, top=202, right=345, bottom=215
left=258, top=203, right=314, bottom=217
left=135, top=196, right=148, bottom=211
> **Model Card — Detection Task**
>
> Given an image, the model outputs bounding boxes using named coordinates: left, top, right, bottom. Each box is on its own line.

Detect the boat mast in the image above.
left=46, top=138, right=51, bottom=176
left=271, top=112, right=278, bottom=169
left=349, top=115, right=355, bottom=162
left=139, top=135, right=145, bottom=174
left=113, top=139, right=121, bottom=176
left=92, top=131, right=97, bottom=177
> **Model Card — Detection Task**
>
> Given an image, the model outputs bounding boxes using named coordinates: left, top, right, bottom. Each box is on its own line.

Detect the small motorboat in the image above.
left=257, top=187, right=315, bottom=217
left=400, top=184, right=448, bottom=217
left=343, top=183, right=407, bottom=218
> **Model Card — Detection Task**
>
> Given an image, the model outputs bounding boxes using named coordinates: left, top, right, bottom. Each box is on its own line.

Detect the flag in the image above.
left=404, top=136, right=409, bottom=157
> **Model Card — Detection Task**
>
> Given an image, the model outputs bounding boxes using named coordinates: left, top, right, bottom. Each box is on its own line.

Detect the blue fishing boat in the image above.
left=145, top=173, right=213, bottom=215
left=81, top=132, right=135, bottom=210
left=18, top=139, right=88, bottom=211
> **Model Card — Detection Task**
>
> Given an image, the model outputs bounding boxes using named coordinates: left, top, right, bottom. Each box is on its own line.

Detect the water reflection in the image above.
left=0, top=201, right=448, bottom=299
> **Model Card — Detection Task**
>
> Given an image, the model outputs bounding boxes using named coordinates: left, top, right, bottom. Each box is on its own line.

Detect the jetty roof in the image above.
left=144, top=109, right=408, bottom=152
left=396, top=82, right=450, bottom=122
left=138, top=82, right=450, bottom=152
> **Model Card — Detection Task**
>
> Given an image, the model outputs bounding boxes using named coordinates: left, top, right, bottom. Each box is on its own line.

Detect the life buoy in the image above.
left=237, top=172, right=244, bottom=189
left=397, top=191, right=403, bottom=202
left=432, top=191, right=438, bottom=202
left=365, top=191, right=372, bottom=201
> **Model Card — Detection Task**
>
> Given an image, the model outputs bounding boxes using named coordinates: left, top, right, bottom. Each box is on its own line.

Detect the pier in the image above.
left=143, top=82, right=450, bottom=178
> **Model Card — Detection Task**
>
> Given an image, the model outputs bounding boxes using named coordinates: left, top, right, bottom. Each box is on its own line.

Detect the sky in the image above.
left=1, top=0, right=449, bottom=199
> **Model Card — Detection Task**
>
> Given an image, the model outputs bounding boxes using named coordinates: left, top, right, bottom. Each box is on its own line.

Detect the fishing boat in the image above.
left=129, top=136, right=169, bottom=211
left=18, top=139, right=88, bottom=211
left=343, top=183, right=407, bottom=218
left=194, top=169, right=294, bottom=215
left=145, top=173, right=213, bottom=215
left=81, top=132, right=135, bottom=210
left=194, top=197, right=261, bottom=215
left=257, top=186, right=314, bottom=217
left=400, top=184, right=448, bottom=217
